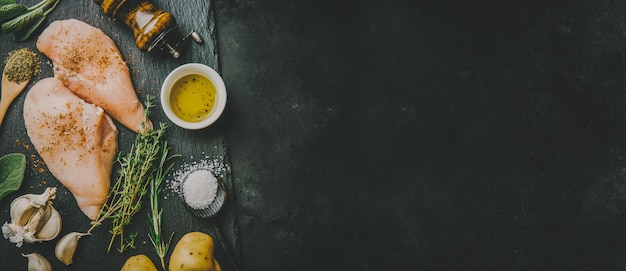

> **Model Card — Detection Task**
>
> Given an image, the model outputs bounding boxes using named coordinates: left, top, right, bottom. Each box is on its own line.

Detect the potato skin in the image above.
left=169, top=231, right=222, bottom=271
left=120, top=254, right=158, bottom=271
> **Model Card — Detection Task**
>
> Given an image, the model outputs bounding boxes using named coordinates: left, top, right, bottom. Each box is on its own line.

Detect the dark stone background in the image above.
left=216, top=0, right=626, bottom=270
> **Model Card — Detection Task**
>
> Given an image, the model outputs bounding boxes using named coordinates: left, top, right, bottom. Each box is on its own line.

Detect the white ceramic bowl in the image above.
left=161, top=63, right=227, bottom=130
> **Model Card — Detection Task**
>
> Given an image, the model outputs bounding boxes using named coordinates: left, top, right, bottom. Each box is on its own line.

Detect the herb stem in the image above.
left=26, top=0, right=47, bottom=11
left=148, top=141, right=178, bottom=270
left=88, top=96, right=173, bottom=254
left=43, top=0, right=59, bottom=15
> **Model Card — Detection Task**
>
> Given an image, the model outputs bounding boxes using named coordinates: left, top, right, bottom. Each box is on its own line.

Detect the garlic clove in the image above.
left=22, top=252, right=52, bottom=271
left=10, top=187, right=57, bottom=227
left=10, top=197, right=38, bottom=227
left=24, top=204, right=52, bottom=234
left=55, top=231, right=89, bottom=265
left=34, top=207, right=62, bottom=241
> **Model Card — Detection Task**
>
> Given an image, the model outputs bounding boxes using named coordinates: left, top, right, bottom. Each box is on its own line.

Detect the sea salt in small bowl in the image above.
left=161, top=63, right=227, bottom=130
left=179, top=168, right=227, bottom=218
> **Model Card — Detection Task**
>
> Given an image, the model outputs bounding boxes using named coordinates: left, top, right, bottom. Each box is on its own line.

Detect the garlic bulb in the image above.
left=23, top=253, right=52, bottom=271
left=55, top=231, right=89, bottom=265
left=2, top=187, right=62, bottom=247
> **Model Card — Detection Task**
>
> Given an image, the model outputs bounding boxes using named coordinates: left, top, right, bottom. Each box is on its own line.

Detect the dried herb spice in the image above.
left=3, top=47, right=40, bottom=83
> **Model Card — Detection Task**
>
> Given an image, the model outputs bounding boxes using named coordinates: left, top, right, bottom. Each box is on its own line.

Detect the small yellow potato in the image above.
left=169, top=232, right=222, bottom=271
left=120, top=254, right=158, bottom=271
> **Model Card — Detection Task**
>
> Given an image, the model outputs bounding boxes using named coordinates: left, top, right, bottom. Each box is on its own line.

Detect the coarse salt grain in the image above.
left=182, top=169, right=218, bottom=209
left=168, top=159, right=228, bottom=192
left=168, top=158, right=229, bottom=208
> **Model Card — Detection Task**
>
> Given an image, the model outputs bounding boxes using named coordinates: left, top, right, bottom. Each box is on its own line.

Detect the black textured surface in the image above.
left=217, top=0, right=626, bottom=270
left=4, top=0, right=626, bottom=270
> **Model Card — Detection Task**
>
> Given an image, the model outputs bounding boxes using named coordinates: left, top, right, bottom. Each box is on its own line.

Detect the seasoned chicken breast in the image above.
left=24, top=77, right=118, bottom=220
left=36, top=19, right=151, bottom=132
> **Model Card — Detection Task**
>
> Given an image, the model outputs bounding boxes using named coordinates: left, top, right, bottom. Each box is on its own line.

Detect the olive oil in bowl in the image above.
left=169, top=74, right=216, bottom=122
left=161, top=63, right=227, bottom=130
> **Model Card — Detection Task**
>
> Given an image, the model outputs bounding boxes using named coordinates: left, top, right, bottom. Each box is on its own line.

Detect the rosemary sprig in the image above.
left=88, top=96, right=172, bottom=253
left=148, top=141, right=177, bottom=270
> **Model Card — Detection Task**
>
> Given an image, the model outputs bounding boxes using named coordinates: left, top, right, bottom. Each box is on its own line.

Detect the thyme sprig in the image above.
left=88, top=96, right=174, bottom=254
left=148, top=141, right=177, bottom=270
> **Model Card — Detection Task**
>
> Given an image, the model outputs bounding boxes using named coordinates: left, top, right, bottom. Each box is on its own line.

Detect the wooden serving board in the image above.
left=0, top=0, right=240, bottom=270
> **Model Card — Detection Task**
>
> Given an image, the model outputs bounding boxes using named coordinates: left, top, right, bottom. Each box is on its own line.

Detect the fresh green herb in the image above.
left=0, top=0, right=17, bottom=7
left=0, top=4, right=26, bottom=23
left=88, top=96, right=174, bottom=254
left=148, top=141, right=177, bottom=270
left=0, top=153, right=25, bottom=201
left=123, top=232, right=138, bottom=251
left=0, top=3, right=35, bottom=31
left=10, top=10, right=44, bottom=41
left=1, top=0, right=60, bottom=41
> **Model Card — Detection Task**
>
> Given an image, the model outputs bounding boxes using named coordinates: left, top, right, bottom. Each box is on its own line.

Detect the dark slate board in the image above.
left=0, top=0, right=240, bottom=270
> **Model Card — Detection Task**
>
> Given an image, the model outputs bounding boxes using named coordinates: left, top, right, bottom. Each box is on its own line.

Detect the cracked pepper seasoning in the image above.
left=3, top=48, right=41, bottom=83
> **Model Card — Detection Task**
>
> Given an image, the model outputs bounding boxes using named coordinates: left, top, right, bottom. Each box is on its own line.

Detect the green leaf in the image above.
left=0, top=153, right=26, bottom=201
left=1, top=0, right=60, bottom=41
left=0, top=4, right=27, bottom=24
left=0, top=0, right=17, bottom=6
left=1, top=7, right=43, bottom=33
left=10, top=13, right=44, bottom=41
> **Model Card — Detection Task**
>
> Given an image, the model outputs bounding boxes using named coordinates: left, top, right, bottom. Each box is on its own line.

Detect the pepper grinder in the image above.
left=93, top=0, right=202, bottom=58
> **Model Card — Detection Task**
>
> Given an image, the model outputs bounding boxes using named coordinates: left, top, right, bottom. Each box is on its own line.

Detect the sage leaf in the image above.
left=0, top=4, right=27, bottom=24
left=0, top=153, right=26, bottom=201
left=10, top=13, right=44, bottom=41
left=0, top=0, right=17, bottom=6
left=1, top=0, right=59, bottom=41
left=1, top=7, right=43, bottom=33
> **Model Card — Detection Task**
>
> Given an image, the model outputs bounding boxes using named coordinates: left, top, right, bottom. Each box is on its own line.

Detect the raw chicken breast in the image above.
left=36, top=19, right=151, bottom=132
left=24, top=77, right=118, bottom=220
